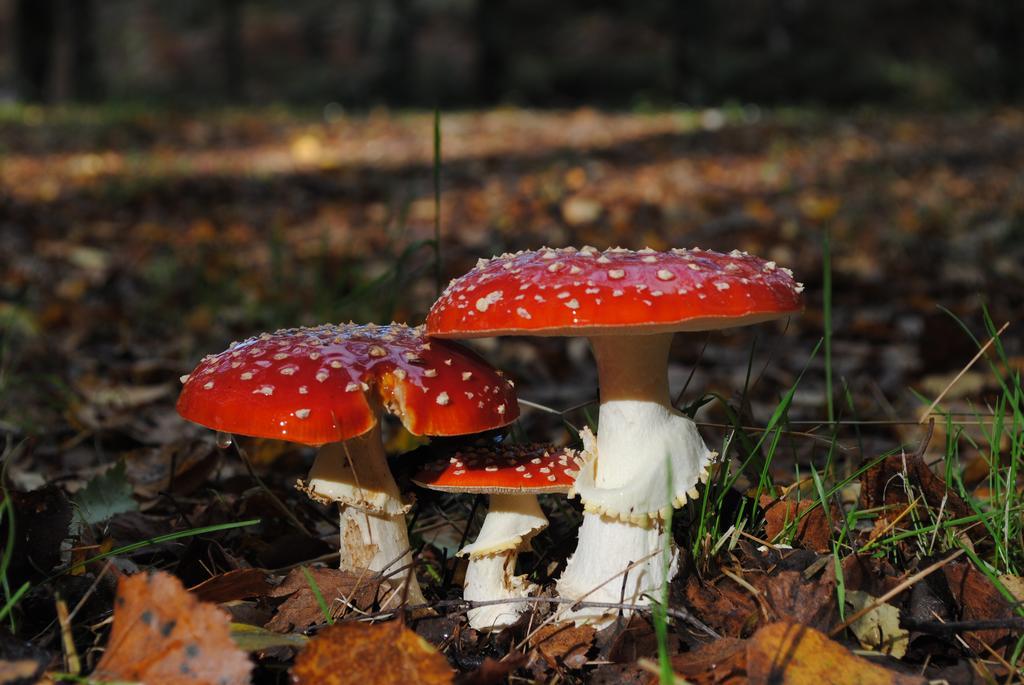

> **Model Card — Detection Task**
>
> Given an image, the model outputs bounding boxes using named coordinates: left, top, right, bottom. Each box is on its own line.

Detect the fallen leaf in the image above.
left=457, top=653, right=526, bottom=685
left=93, top=570, right=252, bottom=685
left=190, top=568, right=272, bottom=604
left=745, top=621, right=925, bottom=684
left=998, top=573, right=1024, bottom=602
left=760, top=496, right=837, bottom=553
left=685, top=573, right=761, bottom=637
left=266, top=567, right=382, bottom=632
left=291, top=621, right=453, bottom=685
left=529, top=623, right=596, bottom=669
left=662, top=638, right=747, bottom=684
left=845, top=591, right=910, bottom=658
left=72, top=460, right=138, bottom=532
left=606, top=615, right=660, bottom=663
left=943, top=562, right=1017, bottom=655
left=229, top=623, right=308, bottom=652
left=756, top=570, right=837, bottom=632
left=0, top=630, right=52, bottom=685
left=860, top=453, right=974, bottom=540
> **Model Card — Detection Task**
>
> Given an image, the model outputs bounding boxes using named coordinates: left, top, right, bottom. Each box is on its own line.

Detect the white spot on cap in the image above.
left=688, top=263, right=701, bottom=271
left=497, top=404, right=506, bottom=415
left=316, top=369, right=330, bottom=382
left=657, top=269, right=674, bottom=281
left=273, top=353, right=288, bottom=360
left=369, top=345, right=387, bottom=357
left=547, top=262, right=564, bottom=272
left=475, top=291, right=504, bottom=312
left=280, top=366, right=297, bottom=375
left=642, top=256, right=657, bottom=263
left=608, top=269, right=625, bottom=280
left=436, top=392, right=450, bottom=406
left=462, top=372, right=473, bottom=381
left=763, top=261, right=776, bottom=271
left=330, top=360, right=343, bottom=369
left=714, top=282, right=730, bottom=291
left=516, top=307, right=532, bottom=319
left=564, top=299, right=580, bottom=309
left=424, top=369, right=438, bottom=377
left=240, top=371, right=254, bottom=380
left=295, top=408, right=311, bottom=419
left=299, top=385, right=309, bottom=394
left=394, top=368, right=407, bottom=380
left=253, top=385, right=274, bottom=396
left=180, top=375, right=190, bottom=384
left=612, top=289, right=624, bottom=297
left=345, top=382, right=359, bottom=392
left=203, top=381, right=215, bottom=390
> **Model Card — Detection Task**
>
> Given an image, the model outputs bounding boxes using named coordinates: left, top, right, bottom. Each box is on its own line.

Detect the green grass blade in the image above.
left=49, top=518, right=261, bottom=582
left=301, top=566, right=335, bottom=625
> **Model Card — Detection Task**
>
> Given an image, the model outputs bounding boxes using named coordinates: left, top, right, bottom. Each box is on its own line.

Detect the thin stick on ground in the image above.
left=830, top=548, right=965, bottom=637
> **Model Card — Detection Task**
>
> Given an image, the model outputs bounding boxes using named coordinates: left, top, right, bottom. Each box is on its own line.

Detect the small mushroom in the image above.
left=413, top=442, right=577, bottom=631
left=427, top=247, right=802, bottom=623
left=177, top=323, right=518, bottom=605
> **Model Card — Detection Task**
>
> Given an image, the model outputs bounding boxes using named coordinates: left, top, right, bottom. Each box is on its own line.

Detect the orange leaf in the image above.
left=291, top=621, right=453, bottom=685
left=94, top=571, right=252, bottom=685
left=745, top=621, right=924, bottom=685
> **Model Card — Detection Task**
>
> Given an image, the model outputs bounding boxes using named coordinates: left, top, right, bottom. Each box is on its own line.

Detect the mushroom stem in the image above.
left=556, top=333, right=713, bottom=624
left=460, top=493, right=547, bottom=631
left=306, top=424, right=425, bottom=604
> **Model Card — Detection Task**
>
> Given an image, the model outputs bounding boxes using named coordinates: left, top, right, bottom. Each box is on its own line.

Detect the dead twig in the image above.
left=830, top=548, right=965, bottom=637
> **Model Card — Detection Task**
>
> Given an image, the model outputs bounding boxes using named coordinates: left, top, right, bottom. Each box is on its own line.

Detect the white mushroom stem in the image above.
left=557, top=333, right=713, bottom=625
left=459, top=493, right=547, bottom=631
left=305, top=423, right=425, bottom=605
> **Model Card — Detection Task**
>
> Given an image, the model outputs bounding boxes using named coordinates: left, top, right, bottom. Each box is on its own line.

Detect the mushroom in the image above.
left=426, top=247, right=802, bottom=623
left=413, top=442, right=578, bottom=631
left=177, top=323, right=518, bottom=605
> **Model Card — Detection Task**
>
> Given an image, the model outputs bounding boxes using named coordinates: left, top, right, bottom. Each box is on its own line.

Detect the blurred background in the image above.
left=1, top=0, right=1022, bottom=485
left=2, top=0, right=1022, bottom=107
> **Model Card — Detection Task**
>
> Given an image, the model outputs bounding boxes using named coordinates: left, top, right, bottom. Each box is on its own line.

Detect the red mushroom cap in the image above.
left=426, top=246, right=803, bottom=338
left=413, top=442, right=579, bottom=495
left=177, top=323, right=518, bottom=446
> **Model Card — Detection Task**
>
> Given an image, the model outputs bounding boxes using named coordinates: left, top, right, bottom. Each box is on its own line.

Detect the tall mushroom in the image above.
left=177, top=323, right=518, bottom=605
left=413, top=442, right=578, bottom=631
left=426, top=247, right=802, bottom=623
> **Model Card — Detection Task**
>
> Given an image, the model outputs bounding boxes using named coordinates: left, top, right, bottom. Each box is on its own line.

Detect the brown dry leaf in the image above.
left=529, top=623, right=597, bottom=669
left=686, top=572, right=762, bottom=637
left=760, top=496, right=837, bottom=553
left=190, top=568, right=272, bottom=604
left=943, top=562, right=1017, bottom=655
left=661, top=638, right=747, bottom=685
left=745, top=621, right=925, bottom=685
left=756, top=570, right=837, bottom=632
left=860, top=453, right=975, bottom=539
left=458, top=654, right=526, bottom=685
left=266, top=567, right=382, bottom=632
left=93, top=570, right=252, bottom=685
left=291, top=621, right=453, bottom=685
left=606, top=615, right=660, bottom=663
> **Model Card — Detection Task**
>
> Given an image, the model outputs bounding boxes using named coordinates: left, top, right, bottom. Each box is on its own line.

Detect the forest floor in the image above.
left=1, top=104, right=1023, bottom=683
